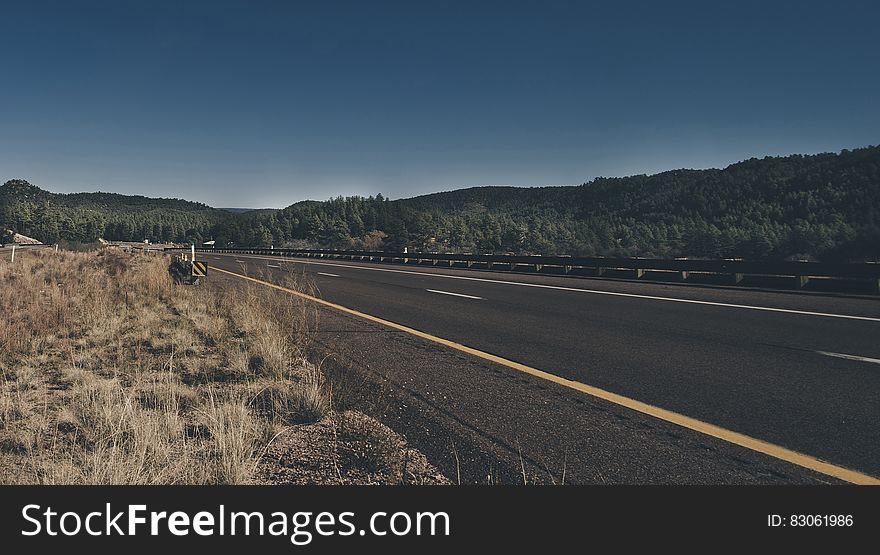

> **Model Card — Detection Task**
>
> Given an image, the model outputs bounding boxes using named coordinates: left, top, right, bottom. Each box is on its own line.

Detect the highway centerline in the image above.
left=210, top=265, right=880, bottom=485
left=426, top=289, right=484, bottom=300
left=217, top=253, right=880, bottom=323
left=317, top=272, right=340, bottom=277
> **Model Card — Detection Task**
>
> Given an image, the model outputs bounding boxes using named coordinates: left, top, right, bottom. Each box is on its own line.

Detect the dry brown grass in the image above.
left=247, top=362, right=330, bottom=425
left=0, top=249, right=332, bottom=484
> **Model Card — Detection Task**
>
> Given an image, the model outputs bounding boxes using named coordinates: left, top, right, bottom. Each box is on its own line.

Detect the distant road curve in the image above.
left=0, top=244, right=51, bottom=258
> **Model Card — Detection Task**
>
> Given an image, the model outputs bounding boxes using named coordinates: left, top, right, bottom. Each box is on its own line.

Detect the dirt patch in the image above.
left=257, top=410, right=449, bottom=485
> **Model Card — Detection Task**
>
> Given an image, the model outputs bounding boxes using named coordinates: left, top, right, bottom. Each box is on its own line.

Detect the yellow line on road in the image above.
left=214, top=266, right=880, bottom=485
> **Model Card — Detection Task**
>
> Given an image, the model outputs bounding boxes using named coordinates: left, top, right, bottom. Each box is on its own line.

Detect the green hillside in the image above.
left=0, top=180, right=225, bottom=244
left=240, top=146, right=880, bottom=261
left=3, top=145, right=879, bottom=261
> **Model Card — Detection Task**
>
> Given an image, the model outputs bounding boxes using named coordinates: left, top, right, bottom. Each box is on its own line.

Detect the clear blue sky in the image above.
left=2, top=0, right=878, bottom=208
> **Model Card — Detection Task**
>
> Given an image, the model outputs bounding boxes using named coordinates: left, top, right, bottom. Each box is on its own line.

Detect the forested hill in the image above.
left=2, top=145, right=879, bottom=261
left=0, top=180, right=226, bottom=244
left=236, top=146, right=880, bottom=261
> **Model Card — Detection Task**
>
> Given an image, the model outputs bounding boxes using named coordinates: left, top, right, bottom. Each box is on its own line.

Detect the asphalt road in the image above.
left=0, top=244, right=49, bottom=259
left=201, top=251, right=880, bottom=484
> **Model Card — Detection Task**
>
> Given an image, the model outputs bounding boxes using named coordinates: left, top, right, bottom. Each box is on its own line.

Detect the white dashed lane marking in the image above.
left=815, top=351, right=880, bottom=365
left=426, top=289, right=484, bottom=300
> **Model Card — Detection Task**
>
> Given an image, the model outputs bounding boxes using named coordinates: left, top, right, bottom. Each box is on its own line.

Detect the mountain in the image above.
left=3, top=145, right=879, bottom=260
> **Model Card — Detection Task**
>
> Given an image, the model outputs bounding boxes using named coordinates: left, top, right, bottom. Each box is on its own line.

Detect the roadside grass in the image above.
left=0, top=249, right=439, bottom=484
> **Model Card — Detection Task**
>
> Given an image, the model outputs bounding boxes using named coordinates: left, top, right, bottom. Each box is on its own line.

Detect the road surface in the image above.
left=202, top=251, right=880, bottom=484
left=0, top=244, right=49, bottom=260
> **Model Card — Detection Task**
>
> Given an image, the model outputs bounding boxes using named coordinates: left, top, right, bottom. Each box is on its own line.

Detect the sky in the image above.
left=1, top=0, right=878, bottom=208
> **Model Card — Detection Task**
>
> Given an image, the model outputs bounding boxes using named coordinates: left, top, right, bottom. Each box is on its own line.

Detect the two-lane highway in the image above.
left=203, top=251, right=880, bottom=483
left=0, top=244, right=49, bottom=260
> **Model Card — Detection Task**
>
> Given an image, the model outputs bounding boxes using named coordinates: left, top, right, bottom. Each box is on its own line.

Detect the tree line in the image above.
left=3, top=146, right=879, bottom=262
left=0, top=180, right=224, bottom=245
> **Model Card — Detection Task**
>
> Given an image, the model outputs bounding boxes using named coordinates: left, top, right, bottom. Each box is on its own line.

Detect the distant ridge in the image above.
left=1, top=179, right=226, bottom=245
left=219, top=208, right=255, bottom=214
left=2, top=145, right=879, bottom=261
left=219, top=208, right=278, bottom=215
left=234, top=146, right=880, bottom=261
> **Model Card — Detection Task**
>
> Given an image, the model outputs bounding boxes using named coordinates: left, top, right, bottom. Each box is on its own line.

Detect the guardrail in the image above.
left=178, top=247, right=880, bottom=294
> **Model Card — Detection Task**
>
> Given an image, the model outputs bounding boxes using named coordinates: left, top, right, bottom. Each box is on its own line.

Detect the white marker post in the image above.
left=192, top=244, right=196, bottom=263
left=10, top=244, right=14, bottom=263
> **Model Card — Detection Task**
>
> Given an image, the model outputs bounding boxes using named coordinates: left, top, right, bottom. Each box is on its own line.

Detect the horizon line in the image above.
left=4, top=144, right=875, bottom=210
